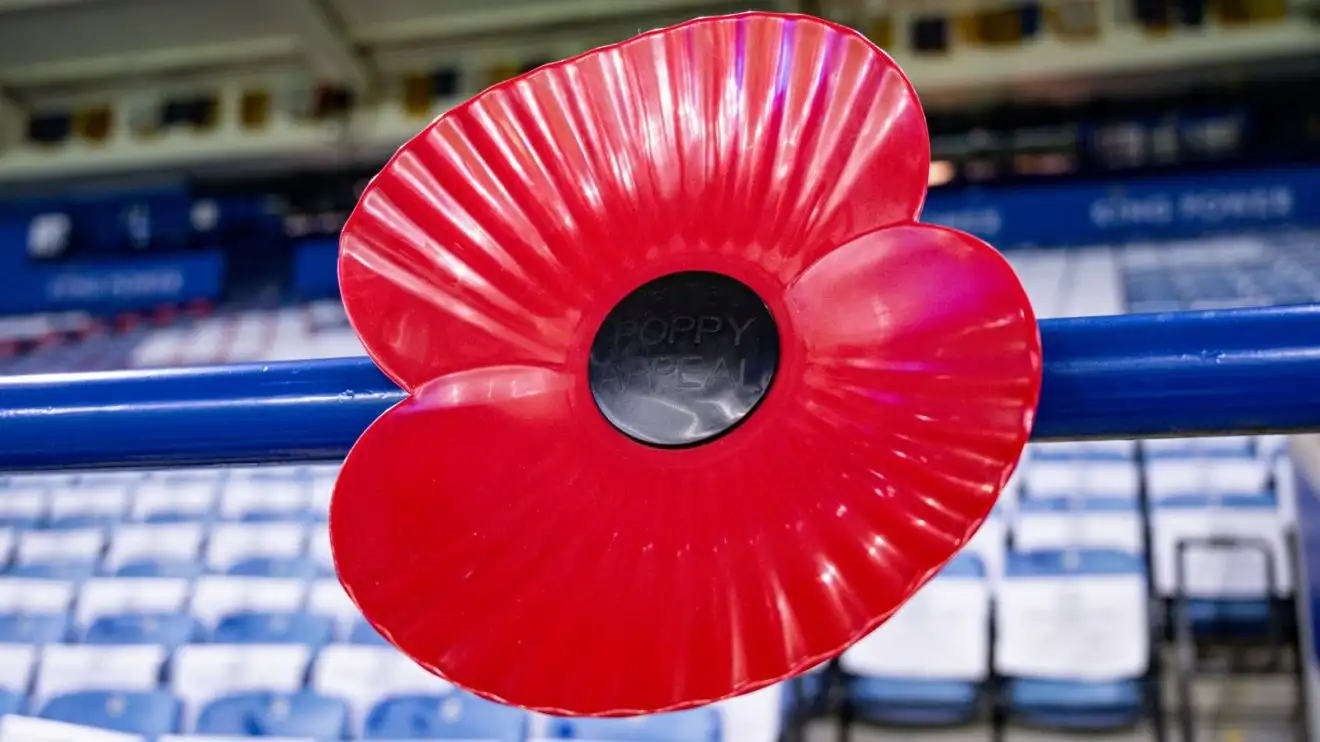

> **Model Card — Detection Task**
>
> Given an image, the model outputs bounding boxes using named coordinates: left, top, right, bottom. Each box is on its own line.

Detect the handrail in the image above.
left=2, top=305, right=1319, bottom=470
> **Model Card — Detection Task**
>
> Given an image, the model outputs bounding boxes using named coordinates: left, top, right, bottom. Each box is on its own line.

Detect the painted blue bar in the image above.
left=0, top=305, right=1318, bottom=471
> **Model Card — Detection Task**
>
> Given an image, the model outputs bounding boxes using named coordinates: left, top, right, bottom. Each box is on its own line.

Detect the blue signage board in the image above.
left=922, top=166, right=1320, bottom=247
left=292, top=239, right=340, bottom=298
left=0, top=251, right=226, bottom=314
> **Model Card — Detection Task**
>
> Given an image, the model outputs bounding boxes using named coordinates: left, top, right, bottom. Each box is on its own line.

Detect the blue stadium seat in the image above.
left=839, top=554, right=989, bottom=725
left=0, top=690, right=23, bottom=717
left=46, top=514, right=121, bottom=531
left=219, top=478, right=311, bottom=523
left=994, top=550, right=1150, bottom=730
left=227, top=556, right=319, bottom=579
left=1013, top=497, right=1144, bottom=554
left=114, top=559, right=203, bottom=578
left=7, top=561, right=98, bottom=580
left=0, top=488, right=47, bottom=530
left=38, top=691, right=178, bottom=736
left=197, top=691, right=348, bottom=739
left=781, top=667, right=828, bottom=718
left=204, top=523, right=308, bottom=576
left=0, top=612, right=69, bottom=643
left=213, top=611, right=335, bottom=645
left=1148, top=457, right=1287, bottom=635
left=365, top=692, right=526, bottom=741
left=556, top=708, right=721, bottom=741
left=349, top=619, right=391, bottom=645
left=85, top=613, right=199, bottom=646
left=0, top=514, right=43, bottom=530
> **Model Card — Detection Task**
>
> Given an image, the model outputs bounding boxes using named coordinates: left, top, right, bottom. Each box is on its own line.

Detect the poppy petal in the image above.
left=782, top=221, right=1041, bottom=522
left=339, top=12, right=929, bottom=390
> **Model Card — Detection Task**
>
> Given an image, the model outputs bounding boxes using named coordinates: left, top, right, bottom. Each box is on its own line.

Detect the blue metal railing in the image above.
left=1, top=304, right=1319, bottom=471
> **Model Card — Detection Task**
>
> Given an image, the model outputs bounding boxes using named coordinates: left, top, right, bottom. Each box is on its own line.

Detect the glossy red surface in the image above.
left=333, top=11, right=1043, bottom=717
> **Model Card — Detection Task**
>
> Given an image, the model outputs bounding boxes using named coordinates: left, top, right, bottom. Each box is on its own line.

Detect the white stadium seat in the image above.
left=1025, top=461, right=1141, bottom=500
left=994, top=549, right=1149, bottom=729
left=130, top=479, right=217, bottom=523
left=1013, top=497, right=1144, bottom=554
left=203, top=523, right=307, bottom=574
left=839, top=554, right=990, bottom=725
left=34, top=645, right=166, bottom=706
left=187, top=577, right=307, bottom=628
left=172, top=644, right=312, bottom=724
left=103, top=524, right=205, bottom=576
left=311, top=645, right=451, bottom=732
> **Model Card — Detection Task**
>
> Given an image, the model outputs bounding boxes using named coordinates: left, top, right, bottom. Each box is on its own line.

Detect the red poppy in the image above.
left=332, top=11, right=1042, bottom=718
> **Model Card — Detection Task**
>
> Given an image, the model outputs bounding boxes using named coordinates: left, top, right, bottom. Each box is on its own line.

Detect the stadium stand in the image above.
left=0, top=1, right=1316, bottom=738
left=0, top=229, right=1312, bottom=741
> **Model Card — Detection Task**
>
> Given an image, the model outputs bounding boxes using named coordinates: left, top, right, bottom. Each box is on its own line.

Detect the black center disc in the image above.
left=588, top=271, right=779, bottom=448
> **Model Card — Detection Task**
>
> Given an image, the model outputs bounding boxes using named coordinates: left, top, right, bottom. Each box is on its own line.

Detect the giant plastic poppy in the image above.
left=332, top=11, right=1042, bottom=718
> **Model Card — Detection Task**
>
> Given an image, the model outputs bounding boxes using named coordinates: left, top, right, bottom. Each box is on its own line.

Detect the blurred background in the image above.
left=0, top=0, right=1318, bottom=741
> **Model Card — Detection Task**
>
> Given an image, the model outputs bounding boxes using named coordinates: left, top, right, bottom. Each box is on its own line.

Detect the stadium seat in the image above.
left=227, top=556, right=319, bottom=579
left=348, top=619, right=390, bottom=646
left=0, top=487, right=47, bottom=529
left=0, top=645, right=36, bottom=708
left=365, top=692, right=525, bottom=741
left=171, top=644, right=313, bottom=725
left=0, top=713, right=159, bottom=742
left=86, top=614, right=200, bottom=647
left=13, top=529, right=105, bottom=579
left=306, top=579, right=361, bottom=637
left=308, top=525, right=333, bottom=575
left=555, top=708, right=721, bottom=741
left=1151, top=491, right=1290, bottom=632
left=130, top=480, right=217, bottom=523
left=1012, top=497, right=1144, bottom=553
left=1146, top=458, right=1271, bottom=500
left=188, top=576, right=307, bottom=628
left=197, top=691, right=348, bottom=739
left=1144, top=436, right=1256, bottom=459
left=33, top=645, right=168, bottom=709
left=712, top=684, right=785, bottom=742
left=968, top=511, right=1008, bottom=586
left=0, top=691, right=20, bottom=718
left=218, top=479, right=311, bottom=523
left=838, top=554, right=989, bottom=725
left=1029, top=440, right=1137, bottom=461
left=1025, top=461, right=1140, bottom=500
left=0, top=578, right=75, bottom=615
left=205, top=523, right=307, bottom=574
left=212, top=612, right=334, bottom=645
left=47, top=484, right=130, bottom=530
left=309, top=478, right=333, bottom=520
left=38, top=691, right=179, bottom=737
left=76, top=578, right=190, bottom=631
left=0, top=613, right=69, bottom=643
left=994, top=550, right=1149, bottom=730
left=312, top=646, right=452, bottom=733
left=780, top=666, right=829, bottom=719
left=103, top=524, right=205, bottom=577
left=1147, top=454, right=1284, bottom=632
left=0, top=530, right=13, bottom=569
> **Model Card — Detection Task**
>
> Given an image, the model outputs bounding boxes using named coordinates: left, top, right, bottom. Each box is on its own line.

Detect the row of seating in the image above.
left=0, top=661, right=732, bottom=741
left=0, top=640, right=780, bottom=741
left=0, top=474, right=334, bottom=529
left=0, top=449, right=1285, bottom=525
left=839, top=551, right=1150, bottom=730
left=0, top=550, right=1149, bottom=736
left=0, top=523, right=335, bottom=578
